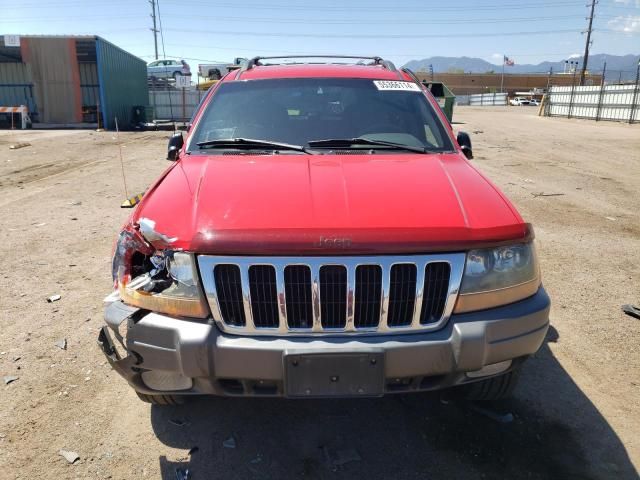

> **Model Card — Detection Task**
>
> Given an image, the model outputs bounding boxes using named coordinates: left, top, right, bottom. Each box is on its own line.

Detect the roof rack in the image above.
left=238, top=55, right=397, bottom=74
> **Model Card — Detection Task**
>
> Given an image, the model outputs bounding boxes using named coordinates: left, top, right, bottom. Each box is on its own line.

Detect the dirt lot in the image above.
left=0, top=107, right=638, bottom=480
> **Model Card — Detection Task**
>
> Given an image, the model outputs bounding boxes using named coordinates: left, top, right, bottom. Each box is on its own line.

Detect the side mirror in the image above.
left=457, top=131, right=473, bottom=160
left=167, top=132, right=184, bottom=161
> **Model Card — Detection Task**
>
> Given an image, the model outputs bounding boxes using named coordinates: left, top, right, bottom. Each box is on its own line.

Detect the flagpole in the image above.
left=501, top=55, right=505, bottom=93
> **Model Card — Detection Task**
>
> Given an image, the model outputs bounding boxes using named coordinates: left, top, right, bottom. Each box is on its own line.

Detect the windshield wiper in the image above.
left=196, top=137, right=312, bottom=154
left=307, top=137, right=429, bottom=154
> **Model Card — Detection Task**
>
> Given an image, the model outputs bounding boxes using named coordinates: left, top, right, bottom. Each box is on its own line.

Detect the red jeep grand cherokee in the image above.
left=100, top=56, right=550, bottom=405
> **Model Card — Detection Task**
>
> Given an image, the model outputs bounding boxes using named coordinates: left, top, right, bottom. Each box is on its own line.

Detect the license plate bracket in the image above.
left=285, top=352, right=384, bottom=398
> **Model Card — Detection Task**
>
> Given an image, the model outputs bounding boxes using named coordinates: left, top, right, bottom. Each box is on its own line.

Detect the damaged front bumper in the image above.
left=98, top=288, right=550, bottom=398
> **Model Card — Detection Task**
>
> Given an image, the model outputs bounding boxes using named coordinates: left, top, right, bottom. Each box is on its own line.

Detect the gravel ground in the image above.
left=0, top=107, right=638, bottom=479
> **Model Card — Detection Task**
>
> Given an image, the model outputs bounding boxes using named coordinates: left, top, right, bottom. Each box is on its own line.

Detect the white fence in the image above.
left=469, top=92, right=507, bottom=106
left=544, top=84, right=639, bottom=123
left=148, top=89, right=205, bottom=122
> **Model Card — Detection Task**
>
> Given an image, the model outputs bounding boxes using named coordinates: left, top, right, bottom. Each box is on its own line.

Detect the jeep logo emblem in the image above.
left=315, top=236, right=352, bottom=249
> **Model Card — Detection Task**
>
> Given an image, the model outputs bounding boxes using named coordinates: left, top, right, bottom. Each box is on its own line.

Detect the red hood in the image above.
left=131, top=153, right=528, bottom=254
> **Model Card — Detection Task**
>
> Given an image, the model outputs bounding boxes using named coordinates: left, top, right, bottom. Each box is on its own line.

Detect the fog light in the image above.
left=141, top=370, right=193, bottom=391
left=466, top=360, right=512, bottom=378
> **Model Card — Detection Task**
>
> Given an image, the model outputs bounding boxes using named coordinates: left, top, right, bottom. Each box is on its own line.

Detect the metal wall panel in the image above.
left=79, top=62, right=99, bottom=107
left=414, top=72, right=602, bottom=95
left=545, top=84, right=639, bottom=123
left=149, top=89, right=203, bottom=121
left=469, top=92, right=507, bottom=106
left=24, top=37, right=81, bottom=123
left=96, top=37, right=148, bottom=129
left=0, top=61, right=37, bottom=116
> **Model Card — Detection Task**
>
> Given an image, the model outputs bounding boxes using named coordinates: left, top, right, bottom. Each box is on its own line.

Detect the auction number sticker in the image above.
left=373, top=80, right=421, bottom=92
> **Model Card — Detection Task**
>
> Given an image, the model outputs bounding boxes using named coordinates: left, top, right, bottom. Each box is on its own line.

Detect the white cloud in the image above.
left=491, top=53, right=502, bottom=59
left=607, top=15, right=640, bottom=33
left=568, top=53, right=582, bottom=58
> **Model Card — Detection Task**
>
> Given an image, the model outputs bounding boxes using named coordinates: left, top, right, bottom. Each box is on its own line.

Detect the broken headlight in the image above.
left=454, top=242, right=540, bottom=313
left=112, top=229, right=209, bottom=318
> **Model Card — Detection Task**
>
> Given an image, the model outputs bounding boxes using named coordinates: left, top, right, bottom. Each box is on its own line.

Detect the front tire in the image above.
left=136, top=392, right=185, bottom=405
left=457, top=370, right=520, bottom=401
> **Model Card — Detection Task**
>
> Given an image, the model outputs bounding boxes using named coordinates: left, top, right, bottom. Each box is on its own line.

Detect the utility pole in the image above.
left=149, top=0, right=159, bottom=60
left=579, top=0, right=597, bottom=86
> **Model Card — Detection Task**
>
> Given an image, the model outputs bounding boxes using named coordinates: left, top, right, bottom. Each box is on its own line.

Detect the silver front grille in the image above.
left=198, top=254, right=465, bottom=336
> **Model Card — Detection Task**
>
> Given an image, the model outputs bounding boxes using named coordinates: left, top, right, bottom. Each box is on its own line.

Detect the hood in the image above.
left=132, top=153, right=528, bottom=254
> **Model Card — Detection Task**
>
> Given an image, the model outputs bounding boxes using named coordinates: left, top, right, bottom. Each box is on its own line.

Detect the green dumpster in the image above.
left=422, top=81, right=455, bottom=123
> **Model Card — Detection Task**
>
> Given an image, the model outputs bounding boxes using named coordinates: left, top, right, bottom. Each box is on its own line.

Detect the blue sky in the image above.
left=2, top=0, right=639, bottom=67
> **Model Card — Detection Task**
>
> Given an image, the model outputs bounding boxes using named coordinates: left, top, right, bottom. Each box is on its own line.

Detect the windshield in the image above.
left=189, top=78, right=454, bottom=152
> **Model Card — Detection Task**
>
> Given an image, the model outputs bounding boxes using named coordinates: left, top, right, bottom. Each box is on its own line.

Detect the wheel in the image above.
left=173, top=71, right=182, bottom=80
left=456, top=370, right=520, bottom=401
left=136, top=392, right=185, bottom=405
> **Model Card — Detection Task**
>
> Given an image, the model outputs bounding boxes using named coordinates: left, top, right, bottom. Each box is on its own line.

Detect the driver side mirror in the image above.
left=457, top=131, right=473, bottom=160
left=167, top=132, right=184, bottom=161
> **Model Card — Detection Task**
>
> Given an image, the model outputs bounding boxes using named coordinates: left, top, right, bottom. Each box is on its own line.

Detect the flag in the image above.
left=504, top=56, right=515, bottom=66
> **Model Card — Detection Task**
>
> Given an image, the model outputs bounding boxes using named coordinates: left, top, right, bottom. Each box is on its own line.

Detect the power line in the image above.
left=142, top=44, right=598, bottom=59
left=162, top=13, right=613, bottom=25
left=159, top=0, right=589, bottom=11
left=161, top=27, right=588, bottom=39
left=226, top=14, right=619, bottom=25
left=139, top=54, right=229, bottom=63
left=11, top=0, right=640, bottom=11
left=9, top=0, right=590, bottom=10
left=161, top=26, right=638, bottom=39
left=2, top=13, right=620, bottom=25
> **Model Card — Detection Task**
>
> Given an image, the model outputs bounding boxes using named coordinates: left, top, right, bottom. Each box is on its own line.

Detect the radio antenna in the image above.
left=114, top=116, right=129, bottom=199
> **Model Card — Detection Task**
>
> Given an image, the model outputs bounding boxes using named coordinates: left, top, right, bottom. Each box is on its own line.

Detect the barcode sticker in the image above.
left=373, top=81, right=421, bottom=92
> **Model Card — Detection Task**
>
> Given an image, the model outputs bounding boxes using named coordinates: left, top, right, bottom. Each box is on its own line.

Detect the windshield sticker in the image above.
left=373, top=81, right=421, bottom=92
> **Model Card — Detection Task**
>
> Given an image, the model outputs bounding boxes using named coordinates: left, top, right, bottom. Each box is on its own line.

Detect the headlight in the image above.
left=112, top=230, right=209, bottom=318
left=454, top=242, right=540, bottom=313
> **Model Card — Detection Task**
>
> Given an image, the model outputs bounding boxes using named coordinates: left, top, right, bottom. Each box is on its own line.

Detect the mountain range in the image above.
left=403, top=54, right=639, bottom=81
